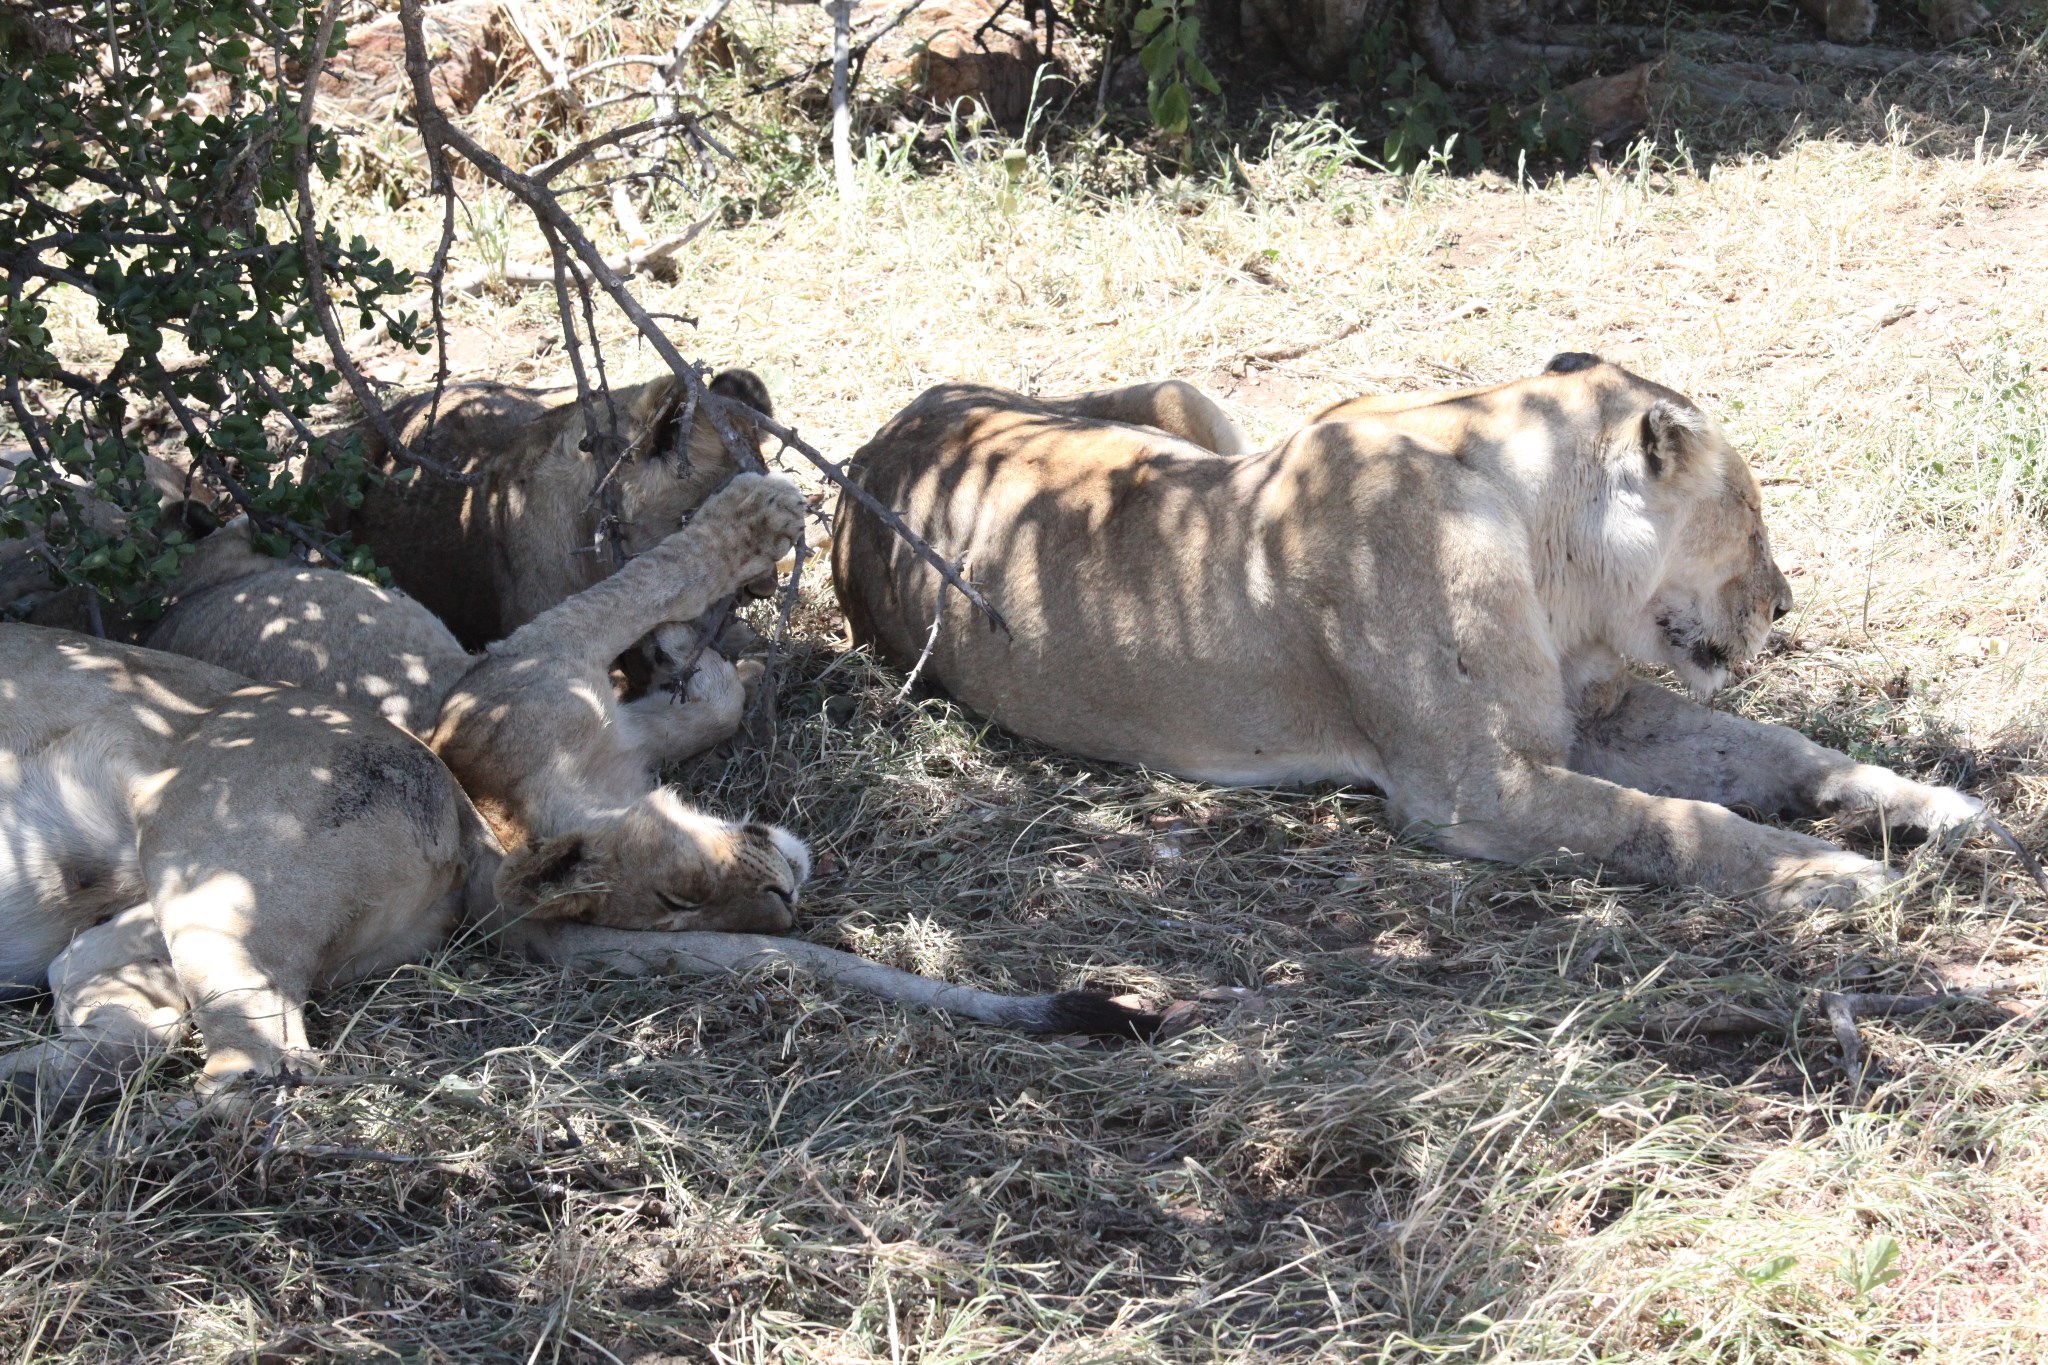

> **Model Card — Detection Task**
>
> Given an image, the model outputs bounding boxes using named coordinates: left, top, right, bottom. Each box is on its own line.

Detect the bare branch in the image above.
left=445, top=215, right=713, bottom=296
left=649, top=0, right=738, bottom=161
left=828, top=0, right=856, bottom=202
left=144, top=358, right=332, bottom=561
left=531, top=110, right=706, bottom=184
left=745, top=0, right=925, bottom=98
left=1982, top=814, right=2048, bottom=895
left=563, top=53, right=672, bottom=84
left=611, top=178, right=648, bottom=249
left=895, top=565, right=955, bottom=702
left=502, top=0, right=583, bottom=113
left=1645, top=980, right=2026, bottom=1087
left=394, top=0, right=1006, bottom=634
left=292, top=0, right=479, bottom=487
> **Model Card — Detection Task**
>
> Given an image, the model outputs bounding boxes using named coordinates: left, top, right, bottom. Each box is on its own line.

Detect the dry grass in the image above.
left=6, top=7, right=2048, bottom=1360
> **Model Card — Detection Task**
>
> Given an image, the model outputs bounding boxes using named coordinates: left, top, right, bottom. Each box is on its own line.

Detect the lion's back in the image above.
left=151, top=565, right=472, bottom=737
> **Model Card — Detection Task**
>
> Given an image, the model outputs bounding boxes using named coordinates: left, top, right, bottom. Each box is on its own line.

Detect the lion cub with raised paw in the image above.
left=832, top=359, right=1983, bottom=911
left=430, top=472, right=812, bottom=935
left=153, top=473, right=813, bottom=937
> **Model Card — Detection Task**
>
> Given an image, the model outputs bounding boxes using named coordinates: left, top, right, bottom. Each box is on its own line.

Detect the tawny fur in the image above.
left=336, top=368, right=775, bottom=649
left=149, top=520, right=475, bottom=733
left=148, top=518, right=759, bottom=752
left=832, top=359, right=1982, bottom=911
left=0, top=625, right=503, bottom=1100
left=431, top=473, right=814, bottom=936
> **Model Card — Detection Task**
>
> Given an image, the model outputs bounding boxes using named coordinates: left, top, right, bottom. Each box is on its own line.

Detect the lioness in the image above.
left=340, top=368, right=775, bottom=649
left=0, top=625, right=503, bottom=1101
left=832, top=358, right=1982, bottom=910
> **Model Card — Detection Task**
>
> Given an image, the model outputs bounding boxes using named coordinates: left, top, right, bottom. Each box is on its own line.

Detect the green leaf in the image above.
left=1132, top=3, right=1170, bottom=33
left=1838, top=1237, right=1904, bottom=1298
left=1139, top=29, right=1175, bottom=81
left=1742, top=1254, right=1798, bottom=1285
left=1150, top=79, right=1191, bottom=135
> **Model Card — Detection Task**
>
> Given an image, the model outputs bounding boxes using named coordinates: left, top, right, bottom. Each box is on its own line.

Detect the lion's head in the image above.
left=616, top=369, right=779, bottom=573
left=494, top=788, right=810, bottom=933
left=1550, top=355, right=1794, bottom=697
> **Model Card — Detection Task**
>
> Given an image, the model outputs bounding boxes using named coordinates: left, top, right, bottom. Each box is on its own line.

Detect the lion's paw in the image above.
left=1832, top=768, right=1985, bottom=839
left=681, top=651, right=748, bottom=729
left=695, top=473, right=806, bottom=584
left=194, top=1052, right=323, bottom=1126
left=1891, top=784, right=1984, bottom=839
left=1757, top=848, right=1896, bottom=912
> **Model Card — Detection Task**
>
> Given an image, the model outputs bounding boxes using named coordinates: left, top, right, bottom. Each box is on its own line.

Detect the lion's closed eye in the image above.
left=655, top=891, right=699, bottom=913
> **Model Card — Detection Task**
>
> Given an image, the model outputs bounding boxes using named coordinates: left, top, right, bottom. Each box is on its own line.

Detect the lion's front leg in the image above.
left=619, top=651, right=759, bottom=769
left=1395, top=758, right=1897, bottom=911
left=1571, top=676, right=1983, bottom=836
left=150, top=879, right=319, bottom=1097
left=495, top=473, right=805, bottom=671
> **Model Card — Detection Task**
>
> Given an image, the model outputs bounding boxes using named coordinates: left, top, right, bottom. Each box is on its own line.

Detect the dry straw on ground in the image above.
left=4, top=5, right=2048, bottom=1360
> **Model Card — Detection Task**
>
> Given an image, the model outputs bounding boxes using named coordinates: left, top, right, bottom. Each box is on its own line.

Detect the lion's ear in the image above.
left=1544, top=352, right=1603, bottom=375
left=1640, top=400, right=1709, bottom=480
left=709, top=368, right=773, bottom=419
left=159, top=498, right=223, bottom=540
left=494, top=834, right=604, bottom=918
left=626, top=378, right=685, bottom=461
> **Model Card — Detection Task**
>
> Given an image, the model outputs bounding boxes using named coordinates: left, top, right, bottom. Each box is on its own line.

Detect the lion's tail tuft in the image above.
left=1007, top=990, right=1163, bottom=1041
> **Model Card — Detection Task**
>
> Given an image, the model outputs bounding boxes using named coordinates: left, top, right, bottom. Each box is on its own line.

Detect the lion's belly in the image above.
left=318, top=894, right=462, bottom=989
left=952, top=628, right=1387, bottom=791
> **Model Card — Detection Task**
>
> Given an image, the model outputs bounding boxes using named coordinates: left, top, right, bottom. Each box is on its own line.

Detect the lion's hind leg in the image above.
left=1571, top=677, right=1983, bottom=836
left=0, top=905, right=189, bottom=1111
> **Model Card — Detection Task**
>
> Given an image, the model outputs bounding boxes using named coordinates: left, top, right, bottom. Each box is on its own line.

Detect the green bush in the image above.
left=0, top=1, right=416, bottom=614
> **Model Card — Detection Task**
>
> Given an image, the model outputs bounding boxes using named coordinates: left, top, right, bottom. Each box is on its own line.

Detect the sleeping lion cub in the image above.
left=832, top=357, right=1982, bottom=910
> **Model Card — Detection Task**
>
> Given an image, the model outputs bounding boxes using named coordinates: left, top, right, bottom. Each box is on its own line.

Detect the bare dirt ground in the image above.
left=3, top=4, right=2047, bottom=1361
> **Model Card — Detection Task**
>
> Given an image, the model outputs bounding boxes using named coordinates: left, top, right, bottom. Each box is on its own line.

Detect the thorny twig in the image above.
left=1647, top=980, right=2029, bottom=1085
left=143, top=358, right=333, bottom=562
left=445, top=214, right=714, bottom=296
left=394, top=0, right=1007, bottom=635
left=895, top=564, right=958, bottom=702
left=650, top=0, right=737, bottom=165
left=502, top=0, right=583, bottom=113
left=532, top=110, right=717, bottom=184
left=1981, top=813, right=2048, bottom=895
left=744, top=0, right=929, bottom=100
left=663, top=595, right=737, bottom=702
left=292, top=0, right=477, bottom=487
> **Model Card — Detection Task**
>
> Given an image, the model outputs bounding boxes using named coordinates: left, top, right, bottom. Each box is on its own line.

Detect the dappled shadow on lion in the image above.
left=832, top=357, right=1988, bottom=912
left=0, top=626, right=1160, bottom=1116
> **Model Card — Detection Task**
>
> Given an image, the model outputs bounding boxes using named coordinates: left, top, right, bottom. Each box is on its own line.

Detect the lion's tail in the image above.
left=531, top=926, right=1162, bottom=1040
